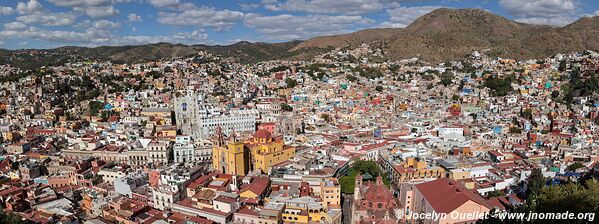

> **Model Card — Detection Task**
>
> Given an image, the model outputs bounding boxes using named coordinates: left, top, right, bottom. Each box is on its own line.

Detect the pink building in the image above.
left=257, top=122, right=276, bottom=135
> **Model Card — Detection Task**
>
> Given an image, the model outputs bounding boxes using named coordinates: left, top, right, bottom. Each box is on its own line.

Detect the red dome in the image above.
left=253, top=129, right=272, bottom=139
left=362, top=184, right=394, bottom=202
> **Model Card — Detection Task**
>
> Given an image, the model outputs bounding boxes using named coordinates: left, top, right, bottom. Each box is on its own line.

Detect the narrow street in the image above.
left=342, top=194, right=353, bottom=224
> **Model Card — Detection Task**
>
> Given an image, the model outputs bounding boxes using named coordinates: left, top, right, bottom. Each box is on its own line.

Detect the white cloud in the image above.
left=239, top=3, right=260, bottom=11
left=499, top=0, right=579, bottom=26
left=91, top=20, right=121, bottom=29
left=48, top=0, right=120, bottom=18
left=4, top=22, right=27, bottom=31
left=157, top=7, right=244, bottom=31
left=244, top=13, right=374, bottom=40
left=380, top=5, right=442, bottom=28
left=0, top=24, right=208, bottom=47
left=593, top=10, right=599, bottom=16
left=1, top=27, right=95, bottom=43
left=109, top=31, right=207, bottom=46
left=263, top=0, right=382, bottom=15
left=172, top=29, right=208, bottom=43
left=0, top=6, right=14, bottom=16
left=16, top=0, right=43, bottom=15
left=149, top=0, right=180, bottom=8
left=112, top=0, right=140, bottom=3
left=75, top=5, right=120, bottom=18
left=47, top=0, right=111, bottom=7
left=128, top=13, right=142, bottom=22
left=17, top=12, right=77, bottom=26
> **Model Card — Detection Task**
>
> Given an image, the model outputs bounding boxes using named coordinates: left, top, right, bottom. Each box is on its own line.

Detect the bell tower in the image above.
left=354, top=174, right=363, bottom=200
left=214, top=126, right=224, bottom=147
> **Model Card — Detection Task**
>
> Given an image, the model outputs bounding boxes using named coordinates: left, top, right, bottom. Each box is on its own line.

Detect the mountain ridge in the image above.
left=294, top=8, right=599, bottom=62
left=2, top=8, right=599, bottom=69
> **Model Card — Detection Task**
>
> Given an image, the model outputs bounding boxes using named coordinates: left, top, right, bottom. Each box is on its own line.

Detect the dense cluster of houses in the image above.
left=0, top=46, right=598, bottom=224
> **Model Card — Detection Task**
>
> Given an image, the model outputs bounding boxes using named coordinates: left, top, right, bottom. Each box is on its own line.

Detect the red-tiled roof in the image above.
left=415, top=178, right=491, bottom=213
left=168, top=211, right=215, bottom=224
left=362, top=179, right=394, bottom=202
left=236, top=205, right=260, bottom=216
left=239, top=176, right=270, bottom=196
left=253, top=129, right=272, bottom=139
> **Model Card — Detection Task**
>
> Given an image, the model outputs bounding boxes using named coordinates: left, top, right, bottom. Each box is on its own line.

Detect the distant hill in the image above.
left=0, top=41, right=310, bottom=70
left=291, top=28, right=401, bottom=51
left=2, top=8, right=599, bottom=69
left=294, top=8, right=599, bottom=62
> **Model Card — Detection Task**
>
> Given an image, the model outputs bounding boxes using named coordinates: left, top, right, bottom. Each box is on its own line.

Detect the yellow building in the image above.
left=282, top=197, right=328, bottom=223
left=212, top=127, right=249, bottom=175
left=212, top=128, right=295, bottom=175
left=2, top=131, right=19, bottom=142
left=392, top=157, right=445, bottom=182
left=320, top=178, right=341, bottom=208
left=247, top=130, right=295, bottom=173
left=156, top=128, right=177, bottom=139
left=277, top=88, right=291, bottom=97
left=448, top=168, right=470, bottom=180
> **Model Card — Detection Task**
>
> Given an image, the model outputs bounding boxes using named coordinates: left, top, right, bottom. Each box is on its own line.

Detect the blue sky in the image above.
left=0, top=0, right=598, bottom=49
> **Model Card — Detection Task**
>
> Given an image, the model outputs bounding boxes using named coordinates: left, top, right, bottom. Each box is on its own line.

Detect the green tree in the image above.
left=321, top=113, right=331, bottom=123
left=280, top=103, right=293, bottom=112
left=355, top=67, right=383, bottom=79
left=551, top=90, right=560, bottom=99
left=486, top=190, right=506, bottom=197
left=375, top=86, right=383, bottom=92
left=285, top=77, right=298, bottom=88
left=452, top=94, right=460, bottom=102
left=558, top=60, right=567, bottom=72
left=566, top=162, right=584, bottom=172
left=339, top=160, right=390, bottom=194
left=526, top=180, right=599, bottom=224
left=521, top=108, right=533, bottom=120
left=88, top=101, right=104, bottom=116
left=0, top=210, right=27, bottom=224
left=509, top=127, right=522, bottom=134
left=270, top=65, right=289, bottom=73
left=484, top=76, right=514, bottom=97
left=346, top=75, right=357, bottom=82
left=526, top=168, right=545, bottom=199
left=438, top=71, right=453, bottom=86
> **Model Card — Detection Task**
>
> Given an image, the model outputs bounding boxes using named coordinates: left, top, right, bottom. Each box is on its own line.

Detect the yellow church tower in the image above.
left=248, top=129, right=296, bottom=173
left=212, top=127, right=249, bottom=175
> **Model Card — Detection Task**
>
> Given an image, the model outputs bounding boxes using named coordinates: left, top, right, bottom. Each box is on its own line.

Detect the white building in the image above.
left=175, top=90, right=258, bottom=140
left=151, top=165, right=203, bottom=210
left=438, top=127, right=464, bottom=140
left=148, top=140, right=171, bottom=165
left=173, top=136, right=212, bottom=163
left=173, top=143, right=195, bottom=163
